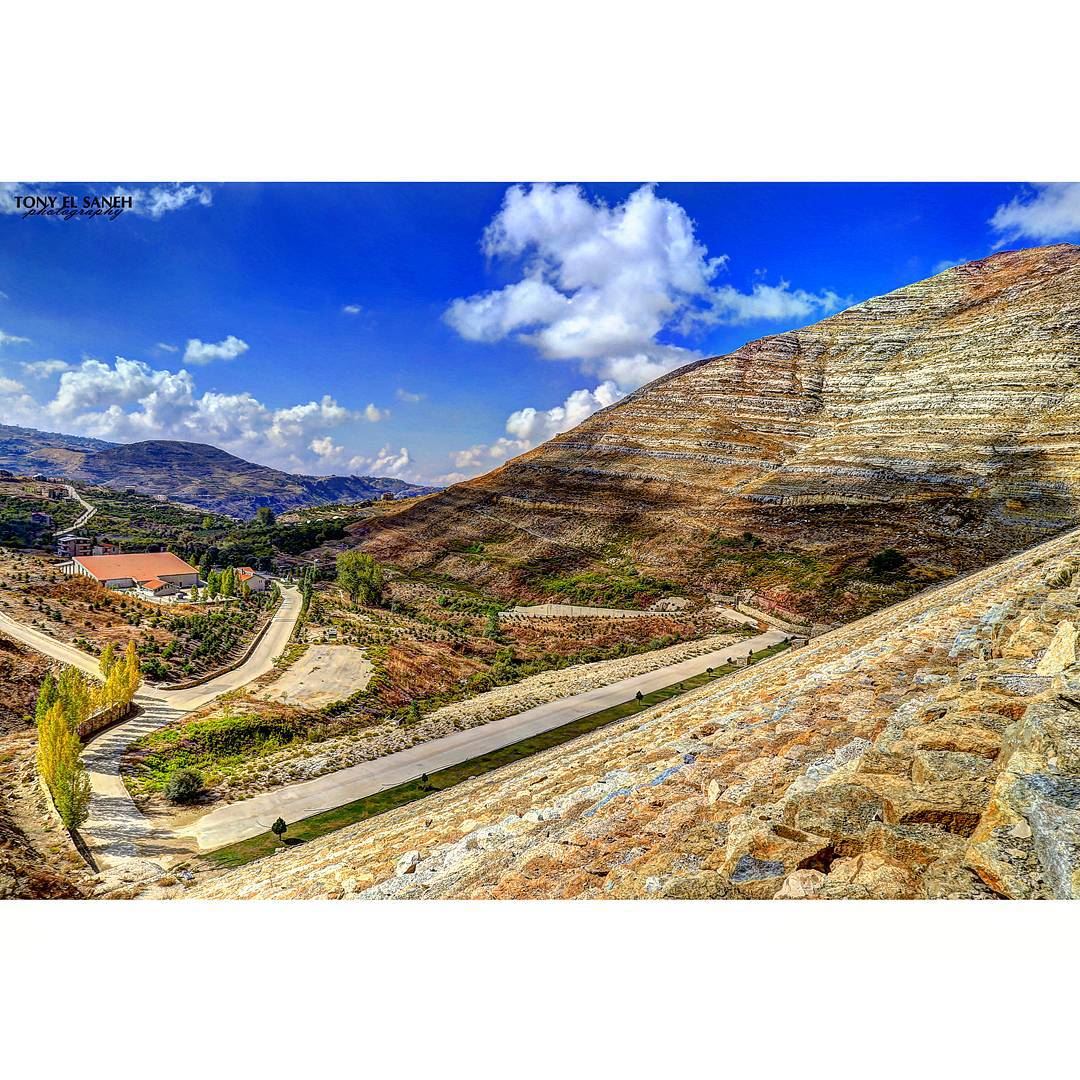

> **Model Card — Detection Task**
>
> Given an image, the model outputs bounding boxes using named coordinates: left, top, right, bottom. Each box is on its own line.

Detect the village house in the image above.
left=60, top=551, right=199, bottom=593
left=30, top=511, right=54, bottom=527
left=237, top=566, right=270, bottom=592
left=56, top=534, right=120, bottom=558
left=56, top=535, right=94, bottom=558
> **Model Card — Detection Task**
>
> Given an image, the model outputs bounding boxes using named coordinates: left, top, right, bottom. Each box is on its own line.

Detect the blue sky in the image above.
left=2, top=181, right=1078, bottom=484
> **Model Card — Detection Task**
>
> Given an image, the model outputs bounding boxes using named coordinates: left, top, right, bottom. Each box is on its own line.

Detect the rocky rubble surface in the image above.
left=187, top=525, right=1080, bottom=900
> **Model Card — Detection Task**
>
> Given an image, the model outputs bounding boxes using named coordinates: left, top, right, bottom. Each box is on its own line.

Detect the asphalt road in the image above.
left=182, top=627, right=789, bottom=852
left=1, top=584, right=303, bottom=868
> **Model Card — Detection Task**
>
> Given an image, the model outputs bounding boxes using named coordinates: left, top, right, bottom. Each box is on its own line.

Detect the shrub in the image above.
left=165, top=767, right=205, bottom=804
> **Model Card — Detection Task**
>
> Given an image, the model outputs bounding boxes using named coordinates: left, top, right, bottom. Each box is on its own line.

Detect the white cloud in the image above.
left=309, top=436, right=344, bottom=462
left=182, top=334, right=250, bottom=365
left=9, top=354, right=381, bottom=472
left=442, top=183, right=844, bottom=481
left=112, top=184, right=213, bottom=219
left=445, top=183, right=842, bottom=384
left=348, top=444, right=412, bottom=478
left=505, top=381, right=622, bottom=444
left=342, top=304, right=362, bottom=315
left=0, top=329, right=30, bottom=346
left=0, top=376, right=25, bottom=394
left=990, top=183, right=1080, bottom=245
left=932, top=257, right=969, bottom=275
left=156, top=342, right=179, bottom=353
left=363, top=403, right=388, bottom=422
left=395, top=387, right=423, bottom=403
left=21, top=359, right=71, bottom=378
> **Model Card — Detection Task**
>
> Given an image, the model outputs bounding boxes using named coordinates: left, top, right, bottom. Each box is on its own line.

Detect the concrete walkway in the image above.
left=0, top=584, right=303, bottom=868
left=181, top=628, right=790, bottom=851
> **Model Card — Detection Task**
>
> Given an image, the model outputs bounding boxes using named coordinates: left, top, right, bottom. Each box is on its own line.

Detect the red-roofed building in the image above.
left=61, top=551, right=199, bottom=591
left=236, top=566, right=270, bottom=592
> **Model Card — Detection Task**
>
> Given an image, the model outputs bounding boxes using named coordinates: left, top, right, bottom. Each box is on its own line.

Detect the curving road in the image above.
left=1, top=584, right=303, bottom=868
left=182, top=628, right=789, bottom=852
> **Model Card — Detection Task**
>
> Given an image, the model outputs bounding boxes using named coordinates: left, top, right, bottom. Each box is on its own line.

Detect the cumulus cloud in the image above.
left=182, top=334, right=250, bottom=365
left=363, top=403, right=388, bottom=422
left=0, top=329, right=30, bottom=346
left=445, top=183, right=842, bottom=381
left=990, top=183, right=1080, bottom=246
left=342, top=304, right=362, bottom=315
left=6, top=354, right=385, bottom=471
left=310, top=435, right=344, bottom=462
left=348, top=444, right=412, bottom=478
left=21, top=359, right=71, bottom=378
left=442, top=183, right=844, bottom=481
left=0, top=375, right=25, bottom=394
left=504, top=381, right=622, bottom=444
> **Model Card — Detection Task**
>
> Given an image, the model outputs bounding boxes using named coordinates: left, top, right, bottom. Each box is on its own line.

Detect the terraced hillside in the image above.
left=356, top=244, right=1080, bottom=620
left=187, top=524, right=1080, bottom=900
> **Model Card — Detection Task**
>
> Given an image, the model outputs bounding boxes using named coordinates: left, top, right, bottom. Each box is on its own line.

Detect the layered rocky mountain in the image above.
left=357, top=244, right=1080, bottom=619
left=0, top=427, right=436, bottom=518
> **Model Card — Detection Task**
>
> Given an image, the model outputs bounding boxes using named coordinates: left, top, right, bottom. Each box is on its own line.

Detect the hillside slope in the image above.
left=0, top=428, right=435, bottom=518
left=187, top=524, right=1080, bottom=900
left=357, top=244, right=1080, bottom=619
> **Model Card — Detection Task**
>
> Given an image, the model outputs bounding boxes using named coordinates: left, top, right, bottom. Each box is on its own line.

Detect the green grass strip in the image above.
left=203, top=639, right=791, bottom=868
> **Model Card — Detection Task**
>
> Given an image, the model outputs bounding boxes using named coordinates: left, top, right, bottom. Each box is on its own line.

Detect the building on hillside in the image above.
left=236, top=566, right=270, bottom=592
left=139, top=577, right=181, bottom=599
left=30, top=511, right=54, bottom=527
left=61, top=551, right=199, bottom=591
left=40, top=485, right=67, bottom=500
left=56, top=535, right=94, bottom=558
left=56, top=534, right=119, bottom=558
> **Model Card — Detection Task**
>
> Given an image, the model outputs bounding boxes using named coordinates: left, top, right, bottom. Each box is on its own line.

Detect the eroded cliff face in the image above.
left=359, top=244, right=1080, bottom=619
left=188, top=525, right=1080, bottom=900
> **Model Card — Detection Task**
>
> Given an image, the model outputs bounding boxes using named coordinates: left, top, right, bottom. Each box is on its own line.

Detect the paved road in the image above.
left=76, top=585, right=303, bottom=866
left=0, top=607, right=104, bottom=677
left=56, top=484, right=96, bottom=535
left=0, top=584, right=303, bottom=868
left=182, top=627, right=790, bottom=851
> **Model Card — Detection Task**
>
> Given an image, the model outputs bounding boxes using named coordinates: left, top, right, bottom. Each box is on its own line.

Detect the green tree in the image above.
left=99, top=641, right=117, bottom=677
left=271, top=817, right=288, bottom=843
left=221, top=565, right=237, bottom=597
left=484, top=608, right=502, bottom=640
left=336, top=551, right=384, bottom=609
left=255, top=506, right=276, bottom=527
left=868, top=548, right=905, bottom=578
left=34, top=672, right=58, bottom=726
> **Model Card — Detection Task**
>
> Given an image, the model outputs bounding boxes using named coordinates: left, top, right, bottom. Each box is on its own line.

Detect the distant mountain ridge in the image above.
left=0, top=425, right=436, bottom=518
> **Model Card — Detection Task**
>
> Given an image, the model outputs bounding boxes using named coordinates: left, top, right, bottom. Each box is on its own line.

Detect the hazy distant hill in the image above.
left=0, top=425, right=436, bottom=518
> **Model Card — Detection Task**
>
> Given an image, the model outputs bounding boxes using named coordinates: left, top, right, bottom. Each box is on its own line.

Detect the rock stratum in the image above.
left=357, top=244, right=1080, bottom=620
left=189, top=523, right=1080, bottom=900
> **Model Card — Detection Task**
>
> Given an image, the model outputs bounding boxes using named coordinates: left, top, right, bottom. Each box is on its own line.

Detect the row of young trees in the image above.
left=193, top=565, right=251, bottom=602
left=336, top=551, right=385, bottom=609
left=34, top=643, right=142, bottom=832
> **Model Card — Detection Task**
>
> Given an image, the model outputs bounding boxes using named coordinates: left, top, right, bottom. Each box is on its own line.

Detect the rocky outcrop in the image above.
left=357, top=245, right=1080, bottom=619
left=186, top=524, right=1080, bottom=900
